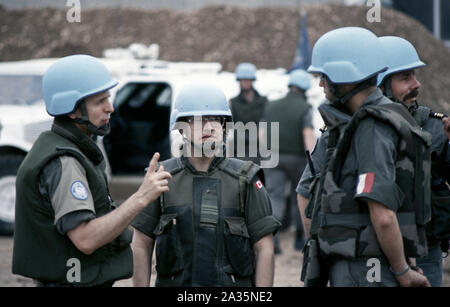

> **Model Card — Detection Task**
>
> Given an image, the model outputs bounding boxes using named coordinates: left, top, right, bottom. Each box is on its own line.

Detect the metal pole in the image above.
left=433, top=0, right=441, bottom=39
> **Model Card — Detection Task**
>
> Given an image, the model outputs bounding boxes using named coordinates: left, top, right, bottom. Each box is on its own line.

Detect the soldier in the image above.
left=299, top=27, right=431, bottom=287
left=131, top=83, right=280, bottom=287
left=377, top=36, right=450, bottom=287
left=12, top=55, right=171, bottom=286
left=229, top=62, right=268, bottom=164
left=263, top=69, right=316, bottom=253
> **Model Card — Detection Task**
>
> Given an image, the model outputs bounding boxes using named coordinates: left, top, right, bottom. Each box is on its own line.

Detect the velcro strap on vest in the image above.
left=318, top=212, right=416, bottom=227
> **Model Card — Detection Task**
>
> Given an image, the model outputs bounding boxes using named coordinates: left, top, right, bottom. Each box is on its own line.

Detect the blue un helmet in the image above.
left=234, top=62, right=257, bottom=80
left=376, top=36, right=426, bottom=100
left=42, top=55, right=118, bottom=135
left=308, top=27, right=387, bottom=105
left=170, top=83, right=233, bottom=131
left=288, top=69, right=311, bottom=91
left=43, top=55, right=117, bottom=116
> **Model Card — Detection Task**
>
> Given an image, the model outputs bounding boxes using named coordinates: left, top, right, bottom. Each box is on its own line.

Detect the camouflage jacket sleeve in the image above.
left=352, top=117, right=402, bottom=211
left=296, top=130, right=329, bottom=198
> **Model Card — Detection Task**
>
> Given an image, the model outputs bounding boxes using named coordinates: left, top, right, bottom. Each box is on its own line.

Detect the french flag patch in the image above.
left=254, top=180, right=264, bottom=190
left=356, top=173, right=375, bottom=194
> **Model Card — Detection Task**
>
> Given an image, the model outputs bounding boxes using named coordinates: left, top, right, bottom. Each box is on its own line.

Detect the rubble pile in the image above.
left=0, top=4, right=449, bottom=111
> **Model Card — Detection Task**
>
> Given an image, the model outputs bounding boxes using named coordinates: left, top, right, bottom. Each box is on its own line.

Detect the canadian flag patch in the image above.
left=356, top=173, right=375, bottom=194
left=254, top=180, right=264, bottom=190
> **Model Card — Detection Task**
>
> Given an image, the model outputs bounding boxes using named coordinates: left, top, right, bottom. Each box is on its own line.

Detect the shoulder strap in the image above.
left=218, top=158, right=262, bottom=216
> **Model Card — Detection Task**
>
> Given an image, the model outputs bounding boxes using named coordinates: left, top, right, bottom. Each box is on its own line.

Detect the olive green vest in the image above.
left=264, top=91, right=310, bottom=154
left=153, top=156, right=261, bottom=287
left=12, top=118, right=133, bottom=286
left=310, top=103, right=432, bottom=259
left=230, top=89, right=268, bottom=125
left=230, top=90, right=267, bottom=162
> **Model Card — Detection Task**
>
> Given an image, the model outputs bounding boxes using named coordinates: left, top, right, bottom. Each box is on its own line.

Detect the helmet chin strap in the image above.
left=71, top=101, right=111, bottom=136
left=327, top=75, right=375, bottom=108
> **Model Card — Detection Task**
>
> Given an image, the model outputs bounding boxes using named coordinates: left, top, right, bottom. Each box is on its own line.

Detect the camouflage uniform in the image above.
left=301, top=89, right=432, bottom=287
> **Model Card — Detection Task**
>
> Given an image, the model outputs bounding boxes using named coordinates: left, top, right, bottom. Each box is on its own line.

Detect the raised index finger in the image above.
left=148, top=152, right=160, bottom=173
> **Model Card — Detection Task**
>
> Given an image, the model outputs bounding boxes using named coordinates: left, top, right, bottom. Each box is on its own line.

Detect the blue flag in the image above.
left=290, top=12, right=311, bottom=72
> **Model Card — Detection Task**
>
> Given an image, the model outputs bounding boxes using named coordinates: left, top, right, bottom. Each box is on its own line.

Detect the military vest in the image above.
left=230, top=90, right=267, bottom=162
left=265, top=91, right=310, bottom=154
left=230, top=89, right=268, bottom=125
left=310, top=103, right=432, bottom=260
left=152, top=156, right=261, bottom=287
left=13, top=118, right=133, bottom=286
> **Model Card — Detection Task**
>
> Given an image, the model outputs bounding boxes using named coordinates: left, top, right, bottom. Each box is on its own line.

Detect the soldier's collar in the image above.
left=318, top=101, right=351, bottom=129
left=360, top=88, right=384, bottom=107
left=52, top=117, right=104, bottom=165
left=181, top=155, right=226, bottom=175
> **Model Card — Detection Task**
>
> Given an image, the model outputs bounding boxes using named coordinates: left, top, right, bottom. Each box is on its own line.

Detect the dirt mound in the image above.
left=0, top=4, right=449, bottom=112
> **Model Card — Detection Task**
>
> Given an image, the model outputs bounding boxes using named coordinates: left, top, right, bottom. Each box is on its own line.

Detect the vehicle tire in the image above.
left=0, top=153, right=24, bottom=236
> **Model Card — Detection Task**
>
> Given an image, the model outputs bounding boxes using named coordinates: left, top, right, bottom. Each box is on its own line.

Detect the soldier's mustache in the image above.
left=403, top=89, right=419, bottom=101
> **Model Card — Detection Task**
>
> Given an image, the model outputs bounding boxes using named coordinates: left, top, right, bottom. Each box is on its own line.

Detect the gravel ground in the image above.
left=1, top=230, right=449, bottom=287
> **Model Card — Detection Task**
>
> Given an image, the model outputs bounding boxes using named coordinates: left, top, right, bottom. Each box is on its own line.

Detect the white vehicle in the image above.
left=0, top=51, right=325, bottom=235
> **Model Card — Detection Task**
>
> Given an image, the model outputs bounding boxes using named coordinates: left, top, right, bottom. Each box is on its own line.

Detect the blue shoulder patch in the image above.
left=70, top=181, right=89, bottom=200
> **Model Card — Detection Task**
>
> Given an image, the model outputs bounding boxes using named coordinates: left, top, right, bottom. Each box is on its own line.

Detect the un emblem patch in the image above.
left=70, top=181, right=88, bottom=200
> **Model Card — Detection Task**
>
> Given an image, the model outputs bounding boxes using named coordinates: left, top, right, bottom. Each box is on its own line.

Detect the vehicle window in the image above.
left=0, top=75, right=43, bottom=105
left=113, top=82, right=172, bottom=109
left=104, top=82, right=172, bottom=175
